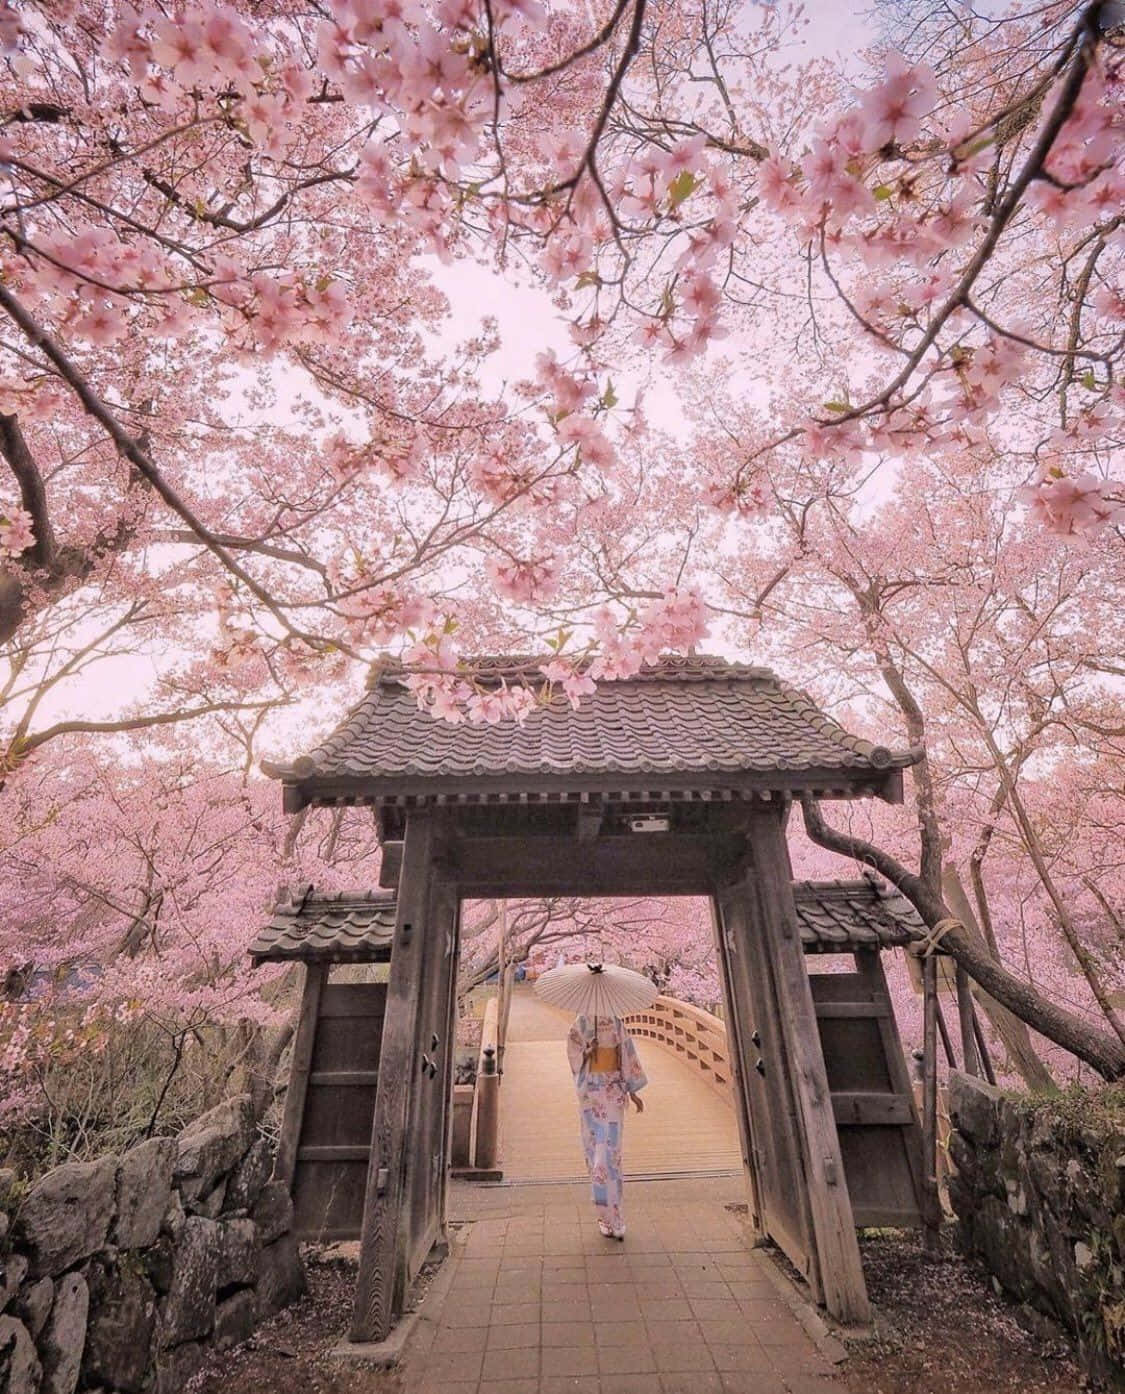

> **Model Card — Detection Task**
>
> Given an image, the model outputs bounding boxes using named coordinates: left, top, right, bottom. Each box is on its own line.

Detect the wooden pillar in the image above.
left=921, top=953, right=941, bottom=1253
left=350, top=810, right=437, bottom=1344
left=707, top=894, right=764, bottom=1243
left=714, top=872, right=823, bottom=1302
left=955, top=964, right=981, bottom=1077
left=273, top=961, right=327, bottom=1189
left=402, top=874, right=460, bottom=1278
left=747, top=812, right=871, bottom=1325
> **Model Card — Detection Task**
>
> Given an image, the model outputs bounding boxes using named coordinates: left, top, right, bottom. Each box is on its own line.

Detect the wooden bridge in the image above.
left=499, top=987, right=744, bottom=1182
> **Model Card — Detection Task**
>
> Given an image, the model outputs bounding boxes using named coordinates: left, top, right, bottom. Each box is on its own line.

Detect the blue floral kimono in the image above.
left=566, top=1015, right=647, bottom=1235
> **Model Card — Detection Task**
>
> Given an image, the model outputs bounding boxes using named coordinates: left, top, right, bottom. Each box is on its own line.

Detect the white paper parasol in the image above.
left=534, top=962, right=658, bottom=1019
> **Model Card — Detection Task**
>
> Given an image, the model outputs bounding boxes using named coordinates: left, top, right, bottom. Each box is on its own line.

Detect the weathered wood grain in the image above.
left=747, top=812, right=871, bottom=1325
left=350, top=811, right=436, bottom=1343
left=274, top=961, right=327, bottom=1189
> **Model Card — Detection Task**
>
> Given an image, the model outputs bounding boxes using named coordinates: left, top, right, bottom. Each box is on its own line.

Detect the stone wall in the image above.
left=0, top=1094, right=305, bottom=1394
left=947, top=1071, right=1125, bottom=1390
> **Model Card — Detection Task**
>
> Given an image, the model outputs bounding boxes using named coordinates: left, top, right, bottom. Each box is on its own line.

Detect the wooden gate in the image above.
left=714, top=877, right=821, bottom=1297
left=811, top=949, right=927, bottom=1228
left=277, top=971, right=386, bottom=1241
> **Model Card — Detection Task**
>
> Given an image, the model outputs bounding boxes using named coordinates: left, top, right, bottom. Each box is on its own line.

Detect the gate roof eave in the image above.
left=262, top=655, right=918, bottom=814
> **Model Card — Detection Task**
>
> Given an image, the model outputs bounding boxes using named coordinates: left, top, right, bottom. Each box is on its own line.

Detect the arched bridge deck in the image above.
left=499, top=987, right=744, bottom=1182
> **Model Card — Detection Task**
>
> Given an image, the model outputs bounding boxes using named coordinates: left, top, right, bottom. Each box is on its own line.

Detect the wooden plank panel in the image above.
left=831, top=1093, right=914, bottom=1126
left=818, top=1017, right=895, bottom=1093
left=351, top=811, right=437, bottom=1344
left=312, top=1009, right=386, bottom=1070
left=292, top=1159, right=369, bottom=1241
left=815, top=952, right=927, bottom=1234
left=303, top=1085, right=379, bottom=1148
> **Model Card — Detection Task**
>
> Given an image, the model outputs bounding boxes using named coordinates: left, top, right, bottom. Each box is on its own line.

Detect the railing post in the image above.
left=475, top=1045, right=499, bottom=1170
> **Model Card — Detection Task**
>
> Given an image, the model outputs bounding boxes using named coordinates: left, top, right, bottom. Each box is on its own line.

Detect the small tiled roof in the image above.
left=249, top=890, right=396, bottom=963
left=265, top=655, right=916, bottom=808
left=793, top=879, right=926, bottom=953
left=248, top=877, right=924, bottom=963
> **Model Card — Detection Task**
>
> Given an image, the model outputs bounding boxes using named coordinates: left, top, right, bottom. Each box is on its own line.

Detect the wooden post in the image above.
left=274, top=962, right=327, bottom=1189
left=972, top=1007, right=997, bottom=1086
left=707, top=893, right=765, bottom=1244
left=955, top=964, right=980, bottom=1077
left=350, top=810, right=436, bottom=1344
left=921, top=953, right=940, bottom=1253
left=749, top=815, right=871, bottom=1325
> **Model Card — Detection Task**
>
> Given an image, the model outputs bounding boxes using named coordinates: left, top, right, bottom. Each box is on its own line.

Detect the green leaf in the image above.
left=822, top=399, right=850, bottom=414
left=575, top=270, right=601, bottom=289
left=667, top=170, right=698, bottom=208
left=602, top=379, right=618, bottom=409
left=1080, top=369, right=1097, bottom=391
left=873, top=184, right=894, bottom=201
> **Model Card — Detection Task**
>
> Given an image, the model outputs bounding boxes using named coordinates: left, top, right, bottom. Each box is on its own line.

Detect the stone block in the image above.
left=251, top=1181, right=293, bottom=1246
left=948, top=1071, right=1003, bottom=1148
left=214, top=1289, right=257, bottom=1351
left=142, top=1236, right=175, bottom=1296
left=1, top=1253, right=29, bottom=1312
left=13, top=1277, right=53, bottom=1339
left=0, top=1313, right=43, bottom=1394
left=174, top=1096, right=256, bottom=1193
left=15, top=1156, right=117, bottom=1277
left=154, top=1339, right=205, bottom=1394
left=225, top=1138, right=272, bottom=1213
left=975, top=1194, right=1033, bottom=1301
left=189, top=1179, right=227, bottom=1220
left=217, top=1218, right=259, bottom=1289
left=255, top=1234, right=305, bottom=1319
left=114, top=1138, right=176, bottom=1250
left=159, top=1217, right=219, bottom=1348
left=40, top=1270, right=88, bottom=1394
left=83, top=1258, right=158, bottom=1393
left=161, top=1190, right=186, bottom=1241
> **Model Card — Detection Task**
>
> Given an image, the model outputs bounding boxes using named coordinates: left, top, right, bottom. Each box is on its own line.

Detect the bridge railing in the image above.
left=624, top=995, right=734, bottom=1103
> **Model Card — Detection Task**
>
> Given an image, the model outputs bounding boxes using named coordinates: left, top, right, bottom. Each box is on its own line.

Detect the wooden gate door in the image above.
left=714, top=876, right=822, bottom=1300
left=811, top=949, right=927, bottom=1228
left=277, top=969, right=386, bottom=1242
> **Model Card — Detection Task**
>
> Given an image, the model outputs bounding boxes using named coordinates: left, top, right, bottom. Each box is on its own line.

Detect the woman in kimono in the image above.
left=566, top=1013, right=647, bottom=1239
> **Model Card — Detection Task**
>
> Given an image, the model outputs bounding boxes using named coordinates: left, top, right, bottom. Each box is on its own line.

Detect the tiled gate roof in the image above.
left=264, top=656, right=916, bottom=809
left=249, top=878, right=924, bottom=962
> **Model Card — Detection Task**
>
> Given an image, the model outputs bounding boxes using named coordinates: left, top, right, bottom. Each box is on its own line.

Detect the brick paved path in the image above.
left=398, top=1177, right=851, bottom=1394
left=499, top=989, right=743, bottom=1181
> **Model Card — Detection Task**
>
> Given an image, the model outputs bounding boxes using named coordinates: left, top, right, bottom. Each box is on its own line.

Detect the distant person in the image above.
left=566, top=1013, right=647, bottom=1239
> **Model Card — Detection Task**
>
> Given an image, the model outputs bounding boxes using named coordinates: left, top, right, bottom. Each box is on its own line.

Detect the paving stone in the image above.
left=699, top=1319, right=762, bottom=1345
left=593, top=1319, right=647, bottom=1346
left=651, top=1340, right=717, bottom=1372
left=690, top=1298, right=744, bottom=1322
left=719, top=1374, right=786, bottom=1394
left=710, top=1342, right=776, bottom=1372
left=486, top=1323, right=539, bottom=1350
left=489, top=1301, right=540, bottom=1326
left=480, top=1345, right=539, bottom=1380
left=540, top=1376, right=601, bottom=1394
left=641, top=1297, right=694, bottom=1322
left=541, top=1344, right=599, bottom=1377
left=598, top=1342, right=656, bottom=1374
left=543, top=1321, right=598, bottom=1347
left=664, top=1375, right=726, bottom=1394
left=423, top=1349, right=483, bottom=1383
left=486, top=1380, right=539, bottom=1394
left=431, top=1326, right=488, bottom=1355
left=542, top=1297, right=591, bottom=1322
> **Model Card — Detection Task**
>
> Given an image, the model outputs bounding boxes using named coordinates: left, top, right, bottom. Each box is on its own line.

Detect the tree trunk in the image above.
left=941, top=867, right=1056, bottom=1091
left=800, top=797, right=1125, bottom=1082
